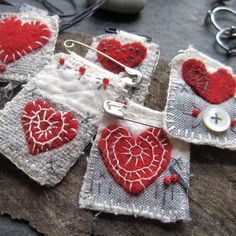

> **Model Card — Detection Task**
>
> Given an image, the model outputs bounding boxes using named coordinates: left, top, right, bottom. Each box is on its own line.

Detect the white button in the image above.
left=203, top=105, right=231, bottom=132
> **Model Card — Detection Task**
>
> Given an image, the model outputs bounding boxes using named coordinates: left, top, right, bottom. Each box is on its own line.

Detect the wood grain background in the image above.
left=0, top=32, right=235, bottom=236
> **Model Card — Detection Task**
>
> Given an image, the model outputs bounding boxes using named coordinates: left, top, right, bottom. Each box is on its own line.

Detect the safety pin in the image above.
left=206, top=6, right=236, bottom=37
left=64, top=39, right=143, bottom=87
left=105, top=27, right=152, bottom=42
left=103, top=100, right=157, bottom=128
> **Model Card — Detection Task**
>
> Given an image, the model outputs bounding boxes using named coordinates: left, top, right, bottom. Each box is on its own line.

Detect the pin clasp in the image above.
left=103, top=100, right=126, bottom=119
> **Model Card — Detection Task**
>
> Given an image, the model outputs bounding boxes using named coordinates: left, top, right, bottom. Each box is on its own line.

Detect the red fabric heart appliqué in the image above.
left=21, top=99, right=79, bottom=155
left=98, top=125, right=172, bottom=194
left=97, top=38, right=147, bottom=74
left=0, top=16, right=51, bottom=64
left=182, top=59, right=236, bottom=104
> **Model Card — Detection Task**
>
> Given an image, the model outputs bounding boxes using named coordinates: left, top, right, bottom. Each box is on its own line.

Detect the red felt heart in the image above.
left=0, top=16, right=51, bottom=64
left=21, top=99, right=79, bottom=155
left=97, top=38, right=147, bottom=74
left=182, top=59, right=236, bottom=104
left=98, top=125, right=172, bottom=194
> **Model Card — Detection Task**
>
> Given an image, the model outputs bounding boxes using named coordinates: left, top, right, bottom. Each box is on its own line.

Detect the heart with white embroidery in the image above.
left=0, top=16, right=51, bottom=64
left=182, top=58, right=236, bottom=104
left=21, top=99, right=79, bottom=155
left=97, top=38, right=147, bottom=74
left=98, top=125, right=172, bottom=194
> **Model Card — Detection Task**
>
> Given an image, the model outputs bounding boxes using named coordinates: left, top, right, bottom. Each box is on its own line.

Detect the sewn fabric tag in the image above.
left=79, top=101, right=190, bottom=222
left=0, top=10, right=59, bottom=83
left=33, top=52, right=126, bottom=121
left=85, top=30, right=160, bottom=104
left=0, top=53, right=126, bottom=186
left=164, top=47, right=236, bottom=150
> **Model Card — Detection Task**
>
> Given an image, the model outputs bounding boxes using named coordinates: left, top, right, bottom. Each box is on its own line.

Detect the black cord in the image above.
left=212, top=0, right=232, bottom=8
left=34, top=0, right=107, bottom=31
left=59, top=0, right=107, bottom=32
left=0, top=0, right=22, bottom=8
left=35, top=0, right=78, bottom=18
left=0, top=0, right=107, bottom=32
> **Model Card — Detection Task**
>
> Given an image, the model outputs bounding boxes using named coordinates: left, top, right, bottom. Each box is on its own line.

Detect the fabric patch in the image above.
left=22, top=99, right=79, bottom=155
left=98, top=125, right=172, bottom=194
left=164, top=47, right=236, bottom=150
left=0, top=82, right=97, bottom=186
left=0, top=12, right=59, bottom=83
left=0, top=52, right=125, bottom=186
left=182, top=58, right=236, bottom=104
left=0, top=16, right=51, bottom=64
left=97, top=39, right=147, bottom=74
left=85, top=31, right=160, bottom=104
left=33, top=53, right=126, bottom=119
left=79, top=101, right=190, bottom=222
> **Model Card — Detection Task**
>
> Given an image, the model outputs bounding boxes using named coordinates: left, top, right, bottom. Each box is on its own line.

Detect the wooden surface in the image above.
left=0, top=32, right=235, bottom=236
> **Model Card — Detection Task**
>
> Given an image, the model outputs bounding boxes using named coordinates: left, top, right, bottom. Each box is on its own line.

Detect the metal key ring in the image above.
left=207, top=6, right=236, bottom=36
left=216, top=26, right=236, bottom=55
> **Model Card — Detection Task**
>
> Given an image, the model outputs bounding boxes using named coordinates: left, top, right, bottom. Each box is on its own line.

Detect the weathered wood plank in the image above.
left=0, top=32, right=235, bottom=236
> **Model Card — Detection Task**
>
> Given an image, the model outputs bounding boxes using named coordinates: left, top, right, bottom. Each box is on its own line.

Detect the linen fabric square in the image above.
left=85, top=30, right=160, bottom=104
left=33, top=52, right=127, bottom=121
left=0, top=52, right=126, bottom=186
left=0, top=10, right=59, bottom=83
left=79, top=101, right=190, bottom=222
left=164, top=47, right=236, bottom=150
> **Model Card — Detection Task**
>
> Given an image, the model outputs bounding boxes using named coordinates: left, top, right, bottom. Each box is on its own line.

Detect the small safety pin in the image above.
left=105, top=27, right=152, bottom=42
left=64, top=39, right=142, bottom=87
left=103, top=100, right=157, bottom=128
left=206, top=6, right=236, bottom=37
left=105, top=27, right=118, bottom=34
left=216, top=26, right=236, bottom=56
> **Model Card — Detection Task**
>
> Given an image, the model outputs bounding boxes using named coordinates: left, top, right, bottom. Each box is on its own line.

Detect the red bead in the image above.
left=231, top=119, right=236, bottom=126
left=0, top=64, right=6, bottom=72
left=59, top=57, right=65, bottom=65
left=163, top=176, right=172, bottom=185
left=192, top=108, right=200, bottom=117
left=102, top=78, right=110, bottom=86
left=123, top=100, right=128, bottom=105
left=79, top=66, right=86, bottom=75
left=171, top=173, right=179, bottom=183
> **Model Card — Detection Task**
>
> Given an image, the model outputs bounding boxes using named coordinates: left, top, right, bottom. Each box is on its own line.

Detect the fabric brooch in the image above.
left=85, top=30, right=160, bottom=104
left=79, top=101, right=190, bottom=222
left=164, top=47, right=236, bottom=150
left=0, top=52, right=127, bottom=186
left=0, top=10, right=59, bottom=83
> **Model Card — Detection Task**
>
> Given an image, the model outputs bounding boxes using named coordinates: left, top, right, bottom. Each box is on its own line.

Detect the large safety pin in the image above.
left=64, top=39, right=143, bottom=87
